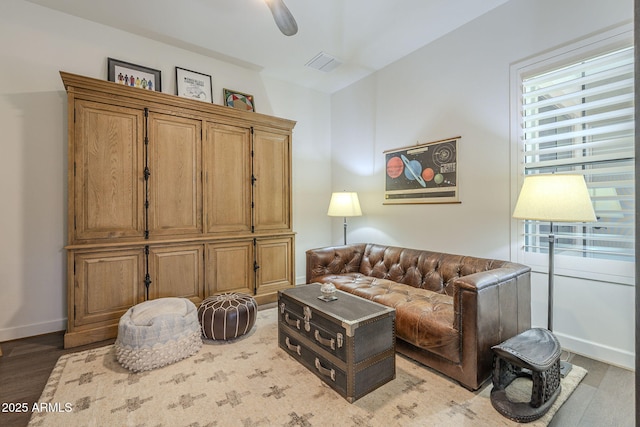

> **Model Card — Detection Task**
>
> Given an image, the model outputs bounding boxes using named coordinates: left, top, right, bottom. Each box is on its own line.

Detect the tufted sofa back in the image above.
left=306, top=243, right=516, bottom=297
left=359, top=244, right=513, bottom=295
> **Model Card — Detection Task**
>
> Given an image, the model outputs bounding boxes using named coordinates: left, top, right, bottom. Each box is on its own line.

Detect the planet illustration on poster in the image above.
left=422, top=167, right=435, bottom=182
left=401, top=154, right=426, bottom=187
left=386, top=156, right=404, bottom=178
left=434, top=173, right=444, bottom=184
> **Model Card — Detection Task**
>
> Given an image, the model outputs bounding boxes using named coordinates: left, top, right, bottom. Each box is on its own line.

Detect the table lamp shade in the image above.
left=513, top=174, right=597, bottom=223
left=327, top=192, right=362, bottom=217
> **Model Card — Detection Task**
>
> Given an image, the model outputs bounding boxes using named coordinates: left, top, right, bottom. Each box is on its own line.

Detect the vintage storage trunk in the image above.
left=277, top=283, right=396, bottom=402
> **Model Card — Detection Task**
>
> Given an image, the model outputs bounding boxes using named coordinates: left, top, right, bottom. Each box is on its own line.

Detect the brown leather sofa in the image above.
left=306, top=243, right=531, bottom=390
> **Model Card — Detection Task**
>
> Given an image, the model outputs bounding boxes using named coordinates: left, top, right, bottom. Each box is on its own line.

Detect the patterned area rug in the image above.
left=29, top=308, right=586, bottom=427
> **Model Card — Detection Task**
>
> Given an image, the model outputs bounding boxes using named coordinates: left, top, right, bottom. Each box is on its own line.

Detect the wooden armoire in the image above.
left=61, top=72, right=295, bottom=348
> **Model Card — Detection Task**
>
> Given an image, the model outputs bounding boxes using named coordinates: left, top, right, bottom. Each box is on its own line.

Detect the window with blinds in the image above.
left=520, top=46, right=635, bottom=262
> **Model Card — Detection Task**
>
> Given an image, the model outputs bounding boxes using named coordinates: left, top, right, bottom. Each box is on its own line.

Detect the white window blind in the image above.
left=520, top=46, right=635, bottom=261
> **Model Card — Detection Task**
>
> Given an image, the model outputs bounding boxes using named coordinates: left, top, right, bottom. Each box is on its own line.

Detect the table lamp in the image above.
left=327, top=192, right=362, bottom=245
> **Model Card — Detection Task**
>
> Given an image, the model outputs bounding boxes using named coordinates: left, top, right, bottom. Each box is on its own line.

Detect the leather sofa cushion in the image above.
left=318, top=273, right=459, bottom=364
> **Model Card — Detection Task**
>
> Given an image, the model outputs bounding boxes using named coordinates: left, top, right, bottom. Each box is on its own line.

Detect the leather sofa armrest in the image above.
left=451, top=265, right=531, bottom=331
left=452, top=266, right=527, bottom=292
left=306, top=244, right=367, bottom=283
left=450, top=264, right=531, bottom=389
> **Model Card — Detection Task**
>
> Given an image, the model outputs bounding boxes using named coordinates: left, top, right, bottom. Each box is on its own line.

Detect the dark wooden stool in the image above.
left=490, top=328, right=562, bottom=423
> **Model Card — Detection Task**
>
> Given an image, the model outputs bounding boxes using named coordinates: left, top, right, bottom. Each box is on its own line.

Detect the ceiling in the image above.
left=26, top=0, right=510, bottom=93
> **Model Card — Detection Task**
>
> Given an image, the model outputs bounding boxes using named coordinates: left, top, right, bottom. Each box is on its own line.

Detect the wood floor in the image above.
left=0, top=333, right=635, bottom=427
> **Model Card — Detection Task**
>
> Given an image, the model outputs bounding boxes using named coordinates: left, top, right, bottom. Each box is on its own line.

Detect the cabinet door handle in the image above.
left=314, top=358, right=335, bottom=381
left=285, top=337, right=301, bottom=355
left=314, top=329, right=335, bottom=350
left=285, top=313, right=300, bottom=329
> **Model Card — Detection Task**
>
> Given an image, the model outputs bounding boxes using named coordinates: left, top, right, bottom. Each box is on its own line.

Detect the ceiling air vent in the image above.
left=305, top=52, right=342, bottom=72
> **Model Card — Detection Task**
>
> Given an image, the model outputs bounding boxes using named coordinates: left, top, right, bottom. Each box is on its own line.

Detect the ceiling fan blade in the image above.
left=265, top=0, right=298, bottom=36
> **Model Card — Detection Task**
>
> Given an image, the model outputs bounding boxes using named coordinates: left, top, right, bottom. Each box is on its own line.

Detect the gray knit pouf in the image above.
left=115, top=297, right=202, bottom=372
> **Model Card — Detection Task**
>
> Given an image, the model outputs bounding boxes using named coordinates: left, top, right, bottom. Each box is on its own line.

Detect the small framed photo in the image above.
left=107, top=58, right=161, bottom=91
left=176, top=67, right=213, bottom=103
left=223, top=88, right=255, bottom=112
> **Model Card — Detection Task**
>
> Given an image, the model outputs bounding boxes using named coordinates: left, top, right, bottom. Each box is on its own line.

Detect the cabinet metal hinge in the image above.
left=144, top=273, right=151, bottom=300
left=144, top=244, right=151, bottom=300
left=144, top=107, right=149, bottom=118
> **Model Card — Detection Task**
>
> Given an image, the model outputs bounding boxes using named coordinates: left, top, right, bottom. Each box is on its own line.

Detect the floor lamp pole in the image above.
left=548, top=221, right=572, bottom=376
left=548, top=224, right=554, bottom=332
left=342, top=217, right=347, bottom=245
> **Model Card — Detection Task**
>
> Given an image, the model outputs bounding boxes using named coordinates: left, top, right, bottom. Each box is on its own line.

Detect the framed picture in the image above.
left=384, top=137, right=461, bottom=204
left=223, top=88, right=255, bottom=112
left=107, top=58, right=161, bottom=91
left=176, top=67, right=213, bottom=103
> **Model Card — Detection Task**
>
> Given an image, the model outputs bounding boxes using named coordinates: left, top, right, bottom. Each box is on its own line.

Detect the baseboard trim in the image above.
left=555, top=331, right=634, bottom=370
left=0, top=318, right=67, bottom=343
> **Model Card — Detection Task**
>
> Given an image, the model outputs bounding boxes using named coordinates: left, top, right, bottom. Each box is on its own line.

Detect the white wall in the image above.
left=330, top=0, right=635, bottom=369
left=0, top=0, right=332, bottom=341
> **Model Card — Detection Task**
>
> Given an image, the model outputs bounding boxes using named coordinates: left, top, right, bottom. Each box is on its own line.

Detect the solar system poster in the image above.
left=384, top=137, right=460, bottom=204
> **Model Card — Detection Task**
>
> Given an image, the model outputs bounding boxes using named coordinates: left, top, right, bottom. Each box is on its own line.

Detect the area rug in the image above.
left=29, top=308, right=586, bottom=427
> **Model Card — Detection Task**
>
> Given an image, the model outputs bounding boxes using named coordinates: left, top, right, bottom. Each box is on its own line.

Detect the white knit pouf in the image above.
left=114, top=297, right=202, bottom=372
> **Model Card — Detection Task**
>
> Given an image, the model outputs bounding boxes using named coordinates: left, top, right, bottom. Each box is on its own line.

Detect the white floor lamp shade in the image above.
left=513, top=174, right=597, bottom=223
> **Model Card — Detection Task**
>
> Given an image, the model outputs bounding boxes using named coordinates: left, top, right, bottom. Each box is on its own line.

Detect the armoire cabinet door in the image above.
left=204, top=123, right=252, bottom=233
left=73, top=100, right=144, bottom=241
left=148, top=244, right=204, bottom=303
left=148, top=113, right=202, bottom=236
left=205, top=240, right=254, bottom=296
left=255, top=236, right=294, bottom=300
left=253, top=129, right=291, bottom=232
left=72, top=248, right=144, bottom=328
